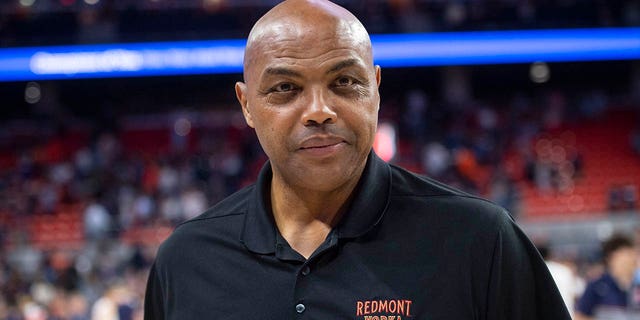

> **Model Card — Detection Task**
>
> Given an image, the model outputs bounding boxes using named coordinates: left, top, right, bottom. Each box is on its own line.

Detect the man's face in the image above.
left=236, top=18, right=381, bottom=191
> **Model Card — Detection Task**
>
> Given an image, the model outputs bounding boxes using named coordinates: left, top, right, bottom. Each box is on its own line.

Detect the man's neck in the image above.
left=270, top=174, right=360, bottom=259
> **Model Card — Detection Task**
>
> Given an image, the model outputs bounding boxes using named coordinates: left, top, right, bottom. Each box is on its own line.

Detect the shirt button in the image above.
left=295, top=303, right=306, bottom=314
left=301, top=266, right=311, bottom=276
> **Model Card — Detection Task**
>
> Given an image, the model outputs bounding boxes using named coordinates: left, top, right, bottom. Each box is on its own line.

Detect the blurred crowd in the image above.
left=1, top=0, right=639, bottom=47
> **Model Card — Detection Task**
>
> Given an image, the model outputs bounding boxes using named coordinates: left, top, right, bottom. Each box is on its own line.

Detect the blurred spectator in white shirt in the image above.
left=538, top=244, right=581, bottom=319
left=83, top=197, right=111, bottom=241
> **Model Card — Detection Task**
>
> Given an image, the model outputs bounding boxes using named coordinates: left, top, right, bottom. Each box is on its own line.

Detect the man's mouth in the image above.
left=298, top=136, right=347, bottom=156
left=300, top=142, right=342, bottom=149
left=299, top=136, right=346, bottom=150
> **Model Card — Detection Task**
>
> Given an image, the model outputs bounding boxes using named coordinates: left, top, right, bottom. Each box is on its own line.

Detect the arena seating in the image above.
left=521, top=109, right=640, bottom=218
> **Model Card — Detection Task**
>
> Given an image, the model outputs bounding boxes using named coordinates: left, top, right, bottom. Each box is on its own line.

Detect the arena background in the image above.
left=0, top=0, right=639, bottom=319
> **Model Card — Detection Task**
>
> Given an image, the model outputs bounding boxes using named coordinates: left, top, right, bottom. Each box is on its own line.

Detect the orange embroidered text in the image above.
left=356, top=299, right=413, bottom=317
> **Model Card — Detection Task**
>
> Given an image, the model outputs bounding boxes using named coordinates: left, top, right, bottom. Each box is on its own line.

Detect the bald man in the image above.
left=144, top=1, right=570, bottom=319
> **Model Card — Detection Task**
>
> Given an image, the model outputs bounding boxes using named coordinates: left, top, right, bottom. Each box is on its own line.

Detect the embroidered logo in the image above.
left=355, top=299, right=413, bottom=319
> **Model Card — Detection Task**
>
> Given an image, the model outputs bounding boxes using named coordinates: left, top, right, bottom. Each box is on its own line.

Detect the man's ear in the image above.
left=235, top=82, right=255, bottom=128
left=375, top=65, right=382, bottom=88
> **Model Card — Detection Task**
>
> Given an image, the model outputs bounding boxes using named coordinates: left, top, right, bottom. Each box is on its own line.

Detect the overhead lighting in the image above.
left=530, top=61, right=550, bottom=83
left=19, top=0, right=36, bottom=7
left=24, top=82, right=41, bottom=104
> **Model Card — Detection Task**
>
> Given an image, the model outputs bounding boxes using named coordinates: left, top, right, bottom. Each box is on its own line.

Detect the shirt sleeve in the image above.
left=144, top=262, right=165, bottom=320
left=485, top=212, right=572, bottom=320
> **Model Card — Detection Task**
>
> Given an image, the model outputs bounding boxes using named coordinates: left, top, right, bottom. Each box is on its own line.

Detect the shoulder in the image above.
left=185, top=183, right=255, bottom=223
left=154, top=184, right=254, bottom=265
left=387, top=164, right=512, bottom=230
left=171, top=183, right=254, bottom=236
left=389, top=163, right=474, bottom=198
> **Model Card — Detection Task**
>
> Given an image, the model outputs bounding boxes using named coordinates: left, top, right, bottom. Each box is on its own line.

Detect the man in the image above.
left=144, top=1, right=570, bottom=319
left=576, top=234, right=639, bottom=320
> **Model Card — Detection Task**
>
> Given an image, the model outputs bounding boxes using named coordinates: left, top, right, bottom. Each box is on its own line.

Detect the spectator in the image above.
left=67, top=292, right=90, bottom=320
left=609, top=184, right=639, bottom=211
left=180, top=186, right=207, bottom=221
left=6, top=233, right=43, bottom=281
left=421, top=141, right=450, bottom=178
left=576, top=234, right=639, bottom=320
left=608, top=184, right=624, bottom=211
left=538, top=244, right=581, bottom=319
left=622, top=185, right=638, bottom=210
left=83, top=195, right=112, bottom=242
left=91, top=283, right=133, bottom=320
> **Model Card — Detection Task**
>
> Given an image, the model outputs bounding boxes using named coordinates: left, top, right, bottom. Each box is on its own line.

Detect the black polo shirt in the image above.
left=144, top=152, right=570, bottom=320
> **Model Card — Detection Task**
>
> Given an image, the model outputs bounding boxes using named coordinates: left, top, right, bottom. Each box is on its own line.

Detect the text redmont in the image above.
left=356, top=299, right=413, bottom=317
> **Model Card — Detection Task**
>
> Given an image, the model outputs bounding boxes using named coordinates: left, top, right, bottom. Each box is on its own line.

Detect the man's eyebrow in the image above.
left=263, top=67, right=302, bottom=78
left=262, top=59, right=362, bottom=78
left=327, top=59, right=361, bottom=74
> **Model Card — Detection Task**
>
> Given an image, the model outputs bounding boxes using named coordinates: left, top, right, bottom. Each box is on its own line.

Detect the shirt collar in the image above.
left=335, top=151, right=392, bottom=238
left=241, top=151, right=392, bottom=255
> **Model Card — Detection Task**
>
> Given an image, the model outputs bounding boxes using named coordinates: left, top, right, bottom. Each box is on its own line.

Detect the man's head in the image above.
left=236, top=0, right=381, bottom=192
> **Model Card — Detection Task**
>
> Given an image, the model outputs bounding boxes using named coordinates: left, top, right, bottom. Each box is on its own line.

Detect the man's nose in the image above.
left=301, top=87, right=337, bottom=126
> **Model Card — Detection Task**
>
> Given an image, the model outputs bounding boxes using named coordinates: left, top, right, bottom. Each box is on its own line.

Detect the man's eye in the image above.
left=335, top=77, right=356, bottom=87
left=273, top=83, right=295, bottom=92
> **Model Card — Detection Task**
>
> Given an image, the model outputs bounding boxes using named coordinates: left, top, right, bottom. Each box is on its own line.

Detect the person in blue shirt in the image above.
left=576, top=234, right=638, bottom=320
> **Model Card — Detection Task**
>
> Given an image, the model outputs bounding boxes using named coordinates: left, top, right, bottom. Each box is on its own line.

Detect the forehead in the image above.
left=245, top=17, right=372, bottom=82
left=611, top=246, right=636, bottom=258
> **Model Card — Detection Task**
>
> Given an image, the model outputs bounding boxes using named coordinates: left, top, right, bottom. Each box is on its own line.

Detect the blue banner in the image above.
left=0, top=28, right=638, bottom=82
